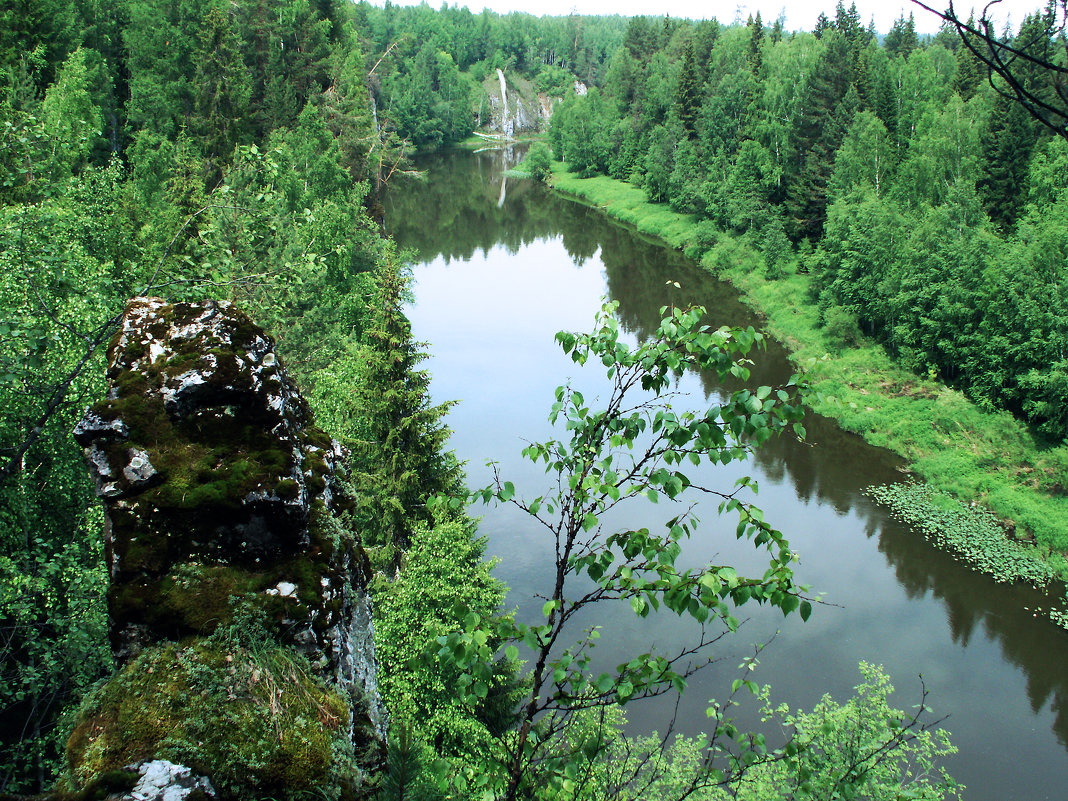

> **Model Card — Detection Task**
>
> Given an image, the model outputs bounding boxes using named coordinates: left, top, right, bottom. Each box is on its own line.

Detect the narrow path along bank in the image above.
left=535, top=157, right=1068, bottom=593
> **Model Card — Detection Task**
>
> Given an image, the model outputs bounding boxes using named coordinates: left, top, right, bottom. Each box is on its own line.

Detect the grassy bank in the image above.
left=547, top=161, right=1068, bottom=583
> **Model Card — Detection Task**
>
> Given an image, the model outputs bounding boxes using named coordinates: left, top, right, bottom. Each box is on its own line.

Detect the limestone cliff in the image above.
left=475, top=71, right=586, bottom=137
left=63, top=297, right=385, bottom=800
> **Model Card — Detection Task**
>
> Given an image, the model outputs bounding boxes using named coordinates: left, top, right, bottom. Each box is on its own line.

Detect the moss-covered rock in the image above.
left=69, top=298, right=386, bottom=799
left=64, top=637, right=355, bottom=800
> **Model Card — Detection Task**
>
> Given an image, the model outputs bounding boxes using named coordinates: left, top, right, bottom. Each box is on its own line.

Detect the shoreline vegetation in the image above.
left=512, top=151, right=1068, bottom=603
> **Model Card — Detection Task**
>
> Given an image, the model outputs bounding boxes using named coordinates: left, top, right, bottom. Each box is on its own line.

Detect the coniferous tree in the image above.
left=980, top=94, right=1035, bottom=228
left=785, top=32, right=858, bottom=239
left=885, top=13, right=919, bottom=59
left=951, top=15, right=986, bottom=100
left=814, top=12, right=831, bottom=39
left=39, top=47, right=101, bottom=178
left=834, top=1, right=864, bottom=45
left=0, top=0, right=78, bottom=90
left=353, top=260, right=461, bottom=551
left=747, top=11, right=764, bottom=74
left=674, top=38, right=701, bottom=137
left=191, top=3, right=252, bottom=167
left=770, top=15, right=784, bottom=44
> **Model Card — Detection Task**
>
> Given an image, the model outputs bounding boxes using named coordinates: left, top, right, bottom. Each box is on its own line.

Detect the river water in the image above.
left=383, top=146, right=1068, bottom=800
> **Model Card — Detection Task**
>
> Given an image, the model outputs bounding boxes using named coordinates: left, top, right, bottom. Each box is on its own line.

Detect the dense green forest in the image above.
left=546, top=5, right=1068, bottom=441
left=0, top=0, right=417, bottom=789
left=1, top=0, right=1059, bottom=798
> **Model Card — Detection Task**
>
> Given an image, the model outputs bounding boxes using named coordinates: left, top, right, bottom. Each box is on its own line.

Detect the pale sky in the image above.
left=374, top=0, right=1046, bottom=35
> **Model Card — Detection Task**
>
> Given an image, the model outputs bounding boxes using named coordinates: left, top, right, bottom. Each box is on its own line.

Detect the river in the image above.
left=382, top=145, right=1068, bottom=800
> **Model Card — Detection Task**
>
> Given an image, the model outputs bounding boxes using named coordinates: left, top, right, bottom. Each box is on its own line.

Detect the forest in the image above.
left=545, top=6, right=1068, bottom=442
left=0, top=0, right=1063, bottom=799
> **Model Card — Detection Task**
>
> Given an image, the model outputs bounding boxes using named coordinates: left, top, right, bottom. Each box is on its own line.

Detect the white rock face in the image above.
left=123, top=448, right=158, bottom=486
left=123, top=760, right=216, bottom=801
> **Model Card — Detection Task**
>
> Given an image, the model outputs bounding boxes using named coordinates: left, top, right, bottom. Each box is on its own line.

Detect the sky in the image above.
left=372, top=0, right=1046, bottom=35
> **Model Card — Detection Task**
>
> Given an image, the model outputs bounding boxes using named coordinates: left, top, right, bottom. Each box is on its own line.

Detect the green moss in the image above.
left=64, top=637, right=356, bottom=801
left=109, top=558, right=347, bottom=643
left=275, top=478, right=300, bottom=499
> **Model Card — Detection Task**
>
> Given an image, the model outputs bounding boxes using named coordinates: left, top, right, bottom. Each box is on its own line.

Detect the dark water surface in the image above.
left=383, top=146, right=1068, bottom=800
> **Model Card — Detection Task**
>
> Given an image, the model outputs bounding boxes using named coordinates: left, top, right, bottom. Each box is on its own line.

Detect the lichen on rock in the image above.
left=67, top=297, right=386, bottom=799
left=122, top=760, right=216, bottom=801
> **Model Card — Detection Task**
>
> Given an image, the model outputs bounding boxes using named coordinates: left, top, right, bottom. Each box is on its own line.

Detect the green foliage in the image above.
left=757, top=216, right=790, bottom=278
left=534, top=64, right=574, bottom=98
left=524, top=141, right=553, bottom=184
left=867, top=483, right=1059, bottom=589
left=0, top=167, right=129, bottom=791
left=822, top=306, right=863, bottom=351
left=554, top=90, right=612, bottom=178
left=546, top=664, right=959, bottom=801
left=378, top=722, right=438, bottom=801
left=0, top=511, right=109, bottom=793
left=39, top=48, right=102, bottom=179
left=372, top=517, right=520, bottom=777
left=349, top=260, right=463, bottom=550
left=190, top=3, right=252, bottom=167
left=438, top=300, right=811, bottom=798
left=380, top=43, right=474, bottom=151
left=734, top=663, right=960, bottom=801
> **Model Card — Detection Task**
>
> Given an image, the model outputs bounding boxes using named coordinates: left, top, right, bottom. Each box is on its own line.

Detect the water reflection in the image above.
left=383, top=146, right=1068, bottom=801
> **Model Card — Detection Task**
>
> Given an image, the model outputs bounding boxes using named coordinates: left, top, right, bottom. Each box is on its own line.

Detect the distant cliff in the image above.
left=474, top=69, right=586, bottom=137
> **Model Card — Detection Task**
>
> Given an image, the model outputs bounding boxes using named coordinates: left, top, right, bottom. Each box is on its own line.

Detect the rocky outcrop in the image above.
left=122, top=761, right=216, bottom=801
left=65, top=297, right=385, bottom=800
left=478, top=72, right=565, bottom=136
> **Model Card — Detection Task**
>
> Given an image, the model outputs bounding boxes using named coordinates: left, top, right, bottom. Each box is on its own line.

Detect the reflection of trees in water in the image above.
left=598, top=224, right=795, bottom=395
left=876, top=508, right=1068, bottom=750
left=386, top=148, right=1068, bottom=760
left=383, top=146, right=589, bottom=263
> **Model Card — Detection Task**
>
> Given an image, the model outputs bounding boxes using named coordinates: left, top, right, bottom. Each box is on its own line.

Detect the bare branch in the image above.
left=911, top=0, right=1068, bottom=138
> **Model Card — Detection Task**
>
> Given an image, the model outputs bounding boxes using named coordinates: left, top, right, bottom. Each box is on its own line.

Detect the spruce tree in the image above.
left=747, top=11, right=764, bottom=74
left=191, top=3, right=252, bottom=167
left=814, top=12, right=831, bottom=39
left=884, top=13, right=919, bottom=59
left=353, top=260, right=461, bottom=551
left=952, top=17, right=986, bottom=101
left=674, top=38, right=701, bottom=137
left=785, top=32, right=858, bottom=239
left=980, top=95, right=1035, bottom=228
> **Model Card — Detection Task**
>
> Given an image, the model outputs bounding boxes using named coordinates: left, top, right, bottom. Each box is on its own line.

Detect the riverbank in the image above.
left=535, top=160, right=1068, bottom=587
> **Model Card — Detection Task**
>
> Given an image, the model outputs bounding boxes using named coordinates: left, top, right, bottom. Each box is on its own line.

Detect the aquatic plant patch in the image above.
left=866, top=483, right=1065, bottom=622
